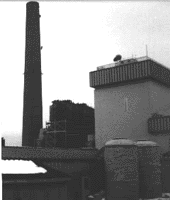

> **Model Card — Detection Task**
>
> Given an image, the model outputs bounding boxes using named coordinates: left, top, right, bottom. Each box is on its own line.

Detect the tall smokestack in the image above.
left=22, top=1, right=43, bottom=147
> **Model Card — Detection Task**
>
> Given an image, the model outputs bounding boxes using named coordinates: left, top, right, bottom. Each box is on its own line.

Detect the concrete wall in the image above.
left=149, top=81, right=170, bottom=115
left=43, top=161, right=90, bottom=176
left=67, top=177, right=82, bottom=200
left=149, top=134, right=170, bottom=153
left=3, top=182, right=67, bottom=200
left=95, top=81, right=151, bottom=149
left=148, top=81, right=170, bottom=152
left=94, top=80, right=170, bottom=152
left=162, top=155, right=170, bottom=193
left=42, top=160, right=92, bottom=200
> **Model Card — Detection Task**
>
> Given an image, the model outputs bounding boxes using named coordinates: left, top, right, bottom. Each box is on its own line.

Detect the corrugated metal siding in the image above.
left=93, top=72, right=96, bottom=87
left=151, top=61, right=170, bottom=86
left=90, top=60, right=152, bottom=88
left=96, top=71, right=99, bottom=86
left=148, top=116, right=170, bottom=134
left=109, top=68, right=113, bottom=83
left=103, top=70, right=105, bottom=85
left=106, top=69, right=110, bottom=84
left=90, top=60, right=170, bottom=88
left=116, top=67, right=119, bottom=82
left=98, top=71, right=101, bottom=85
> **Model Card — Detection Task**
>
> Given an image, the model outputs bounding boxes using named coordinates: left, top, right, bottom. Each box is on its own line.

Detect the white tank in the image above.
left=137, top=140, right=162, bottom=199
left=104, top=138, right=139, bottom=200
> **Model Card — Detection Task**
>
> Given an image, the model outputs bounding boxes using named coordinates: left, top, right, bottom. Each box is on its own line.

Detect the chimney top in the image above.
left=27, top=1, right=39, bottom=8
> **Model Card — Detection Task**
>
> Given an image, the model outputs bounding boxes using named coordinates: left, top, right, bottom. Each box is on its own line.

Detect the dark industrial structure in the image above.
left=39, top=100, right=95, bottom=148
left=22, top=1, right=43, bottom=147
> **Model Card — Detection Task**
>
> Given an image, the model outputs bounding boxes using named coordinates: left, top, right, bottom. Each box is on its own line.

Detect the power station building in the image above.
left=2, top=1, right=170, bottom=198
left=90, top=56, right=170, bottom=152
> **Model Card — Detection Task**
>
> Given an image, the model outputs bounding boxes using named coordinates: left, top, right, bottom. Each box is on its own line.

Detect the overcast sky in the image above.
left=1, top=1, right=170, bottom=146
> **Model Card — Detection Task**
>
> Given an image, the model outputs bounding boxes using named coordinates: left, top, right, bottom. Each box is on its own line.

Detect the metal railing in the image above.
left=97, top=56, right=150, bottom=70
left=96, top=56, right=168, bottom=71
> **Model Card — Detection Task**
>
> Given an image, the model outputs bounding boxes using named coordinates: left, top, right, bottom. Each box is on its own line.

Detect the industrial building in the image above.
left=37, top=100, right=95, bottom=148
left=2, top=146, right=102, bottom=200
left=2, top=140, right=170, bottom=199
left=3, top=55, right=170, bottom=200
left=2, top=1, right=170, bottom=200
left=90, top=56, right=170, bottom=152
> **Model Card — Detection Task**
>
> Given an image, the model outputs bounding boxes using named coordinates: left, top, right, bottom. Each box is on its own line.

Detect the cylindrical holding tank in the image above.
left=137, top=140, right=162, bottom=199
left=104, top=138, right=139, bottom=200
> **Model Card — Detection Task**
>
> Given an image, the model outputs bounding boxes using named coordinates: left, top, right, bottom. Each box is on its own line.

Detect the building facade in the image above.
left=90, top=56, right=170, bottom=152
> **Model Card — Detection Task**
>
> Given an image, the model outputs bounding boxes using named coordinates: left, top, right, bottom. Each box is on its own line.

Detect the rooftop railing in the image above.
left=97, top=56, right=168, bottom=71
left=90, top=56, right=170, bottom=88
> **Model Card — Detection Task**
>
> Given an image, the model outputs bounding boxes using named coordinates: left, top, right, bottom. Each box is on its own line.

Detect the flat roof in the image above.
left=2, top=146, right=99, bottom=161
left=90, top=56, right=170, bottom=88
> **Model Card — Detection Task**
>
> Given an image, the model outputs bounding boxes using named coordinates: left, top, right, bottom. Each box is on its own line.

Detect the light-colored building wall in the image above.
left=95, top=81, right=151, bottom=149
left=148, top=81, right=170, bottom=152
left=149, top=134, right=170, bottom=153
left=149, top=81, right=170, bottom=116
left=94, top=80, right=170, bottom=152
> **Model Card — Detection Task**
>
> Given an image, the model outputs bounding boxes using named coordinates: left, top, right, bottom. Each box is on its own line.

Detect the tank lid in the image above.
left=105, top=138, right=135, bottom=146
left=136, top=140, right=158, bottom=146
